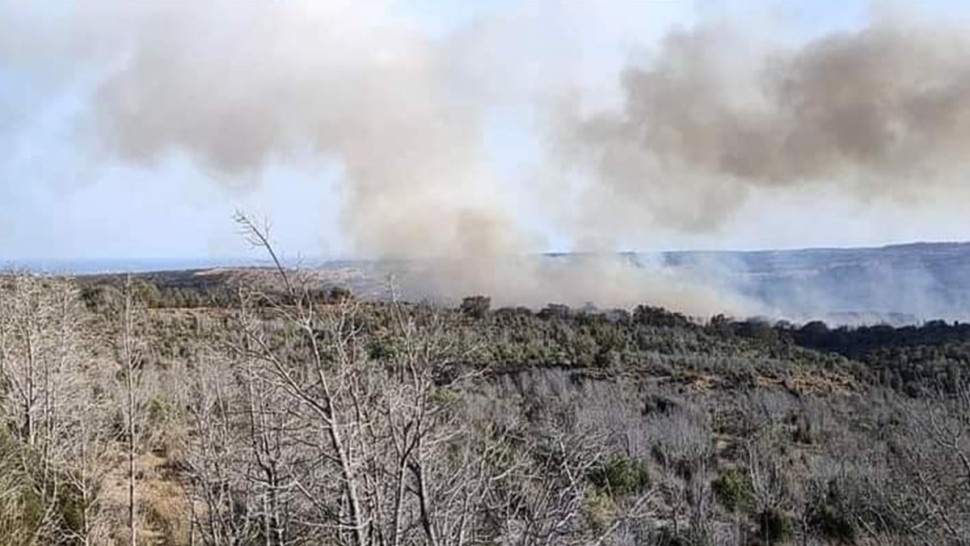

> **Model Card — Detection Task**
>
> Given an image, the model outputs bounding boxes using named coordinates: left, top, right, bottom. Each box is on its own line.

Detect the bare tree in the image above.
left=113, top=275, right=146, bottom=546
left=231, top=213, right=517, bottom=546
left=184, top=350, right=260, bottom=546
left=889, top=386, right=970, bottom=544
left=0, top=272, right=125, bottom=546
left=642, top=409, right=714, bottom=544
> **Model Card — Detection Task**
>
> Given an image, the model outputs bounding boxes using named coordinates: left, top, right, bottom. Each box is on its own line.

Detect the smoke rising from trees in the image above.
left=3, top=2, right=970, bottom=313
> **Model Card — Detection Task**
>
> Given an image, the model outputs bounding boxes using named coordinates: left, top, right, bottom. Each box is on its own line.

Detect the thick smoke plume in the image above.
left=86, top=1, right=741, bottom=313
left=5, top=3, right=970, bottom=316
left=560, top=16, right=970, bottom=233
left=92, top=1, right=513, bottom=261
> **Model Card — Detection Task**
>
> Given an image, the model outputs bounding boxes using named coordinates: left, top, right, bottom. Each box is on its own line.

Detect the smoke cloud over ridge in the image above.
left=558, top=16, right=970, bottom=234
left=4, top=2, right=970, bottom=316
left=92, top=1, right=514, bottom=262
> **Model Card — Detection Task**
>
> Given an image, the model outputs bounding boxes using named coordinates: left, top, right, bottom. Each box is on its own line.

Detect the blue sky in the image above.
left=2, top=0, right=969, bottom=261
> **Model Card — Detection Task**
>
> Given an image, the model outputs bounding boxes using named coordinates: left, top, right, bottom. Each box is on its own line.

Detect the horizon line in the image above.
left=3, top=239, right=969, bottom=273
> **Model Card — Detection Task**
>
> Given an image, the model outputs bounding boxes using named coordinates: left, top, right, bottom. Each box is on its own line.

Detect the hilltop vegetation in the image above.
left=1, top=264, right=970, bottom=545
left=55, top=240, right=970, bottom=324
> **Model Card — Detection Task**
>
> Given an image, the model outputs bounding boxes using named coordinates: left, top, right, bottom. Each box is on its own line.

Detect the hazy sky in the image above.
left=2, top=0, right=970, bottom=261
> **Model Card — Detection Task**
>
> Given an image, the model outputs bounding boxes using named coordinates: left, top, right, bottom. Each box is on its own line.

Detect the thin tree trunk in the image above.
left=124, top=276, right=138, bottom=546
left=127, top=349, right=137, bottom=546
left=80, top=422, right=91, bottom=546
left=411, top=458, right=439, bottom=546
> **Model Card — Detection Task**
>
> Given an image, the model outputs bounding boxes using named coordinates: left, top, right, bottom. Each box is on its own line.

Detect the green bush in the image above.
left=428, top=387, right=461, bottom=406
left=807, top=480, right=856, bottom=543
left=588, top=452, right=650, bottom=497
left=654, top=526, right=711, bottom=546
left=328, top=286, right=353, bottom=302
left=0, top=429, right=87, bottom=545
left=460, top=295, right=491, bottom=319
left=758, top=508, right=793, bottom=544
left=583, top=491, right=616, bottom=532
left=712, top=468, right=752, bottom=513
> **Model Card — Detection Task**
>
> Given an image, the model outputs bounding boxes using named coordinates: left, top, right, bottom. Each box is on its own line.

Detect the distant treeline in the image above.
left=75, top=277, right=970, bottom=394
left=457, top=297, right=970, bottom=395
left=78, top=276, right=352, bottom=310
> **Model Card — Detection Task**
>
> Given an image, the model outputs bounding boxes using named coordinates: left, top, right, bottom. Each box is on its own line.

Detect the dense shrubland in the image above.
left=2, top=259, right=970, bottom=544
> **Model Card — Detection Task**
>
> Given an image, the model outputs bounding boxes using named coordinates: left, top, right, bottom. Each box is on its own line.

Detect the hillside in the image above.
left=60, top=241, right=970, bottom=325
left=2, top=269, right=968, bottom=545
left=660, top=242, right=970, bottom=323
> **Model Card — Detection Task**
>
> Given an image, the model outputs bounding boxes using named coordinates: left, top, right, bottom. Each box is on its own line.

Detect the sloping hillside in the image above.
left=661, top=242, right=970, bottom=322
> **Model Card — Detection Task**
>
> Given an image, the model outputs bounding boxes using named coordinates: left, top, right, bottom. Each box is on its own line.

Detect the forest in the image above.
left=2, top=233, right=970, bottom=546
